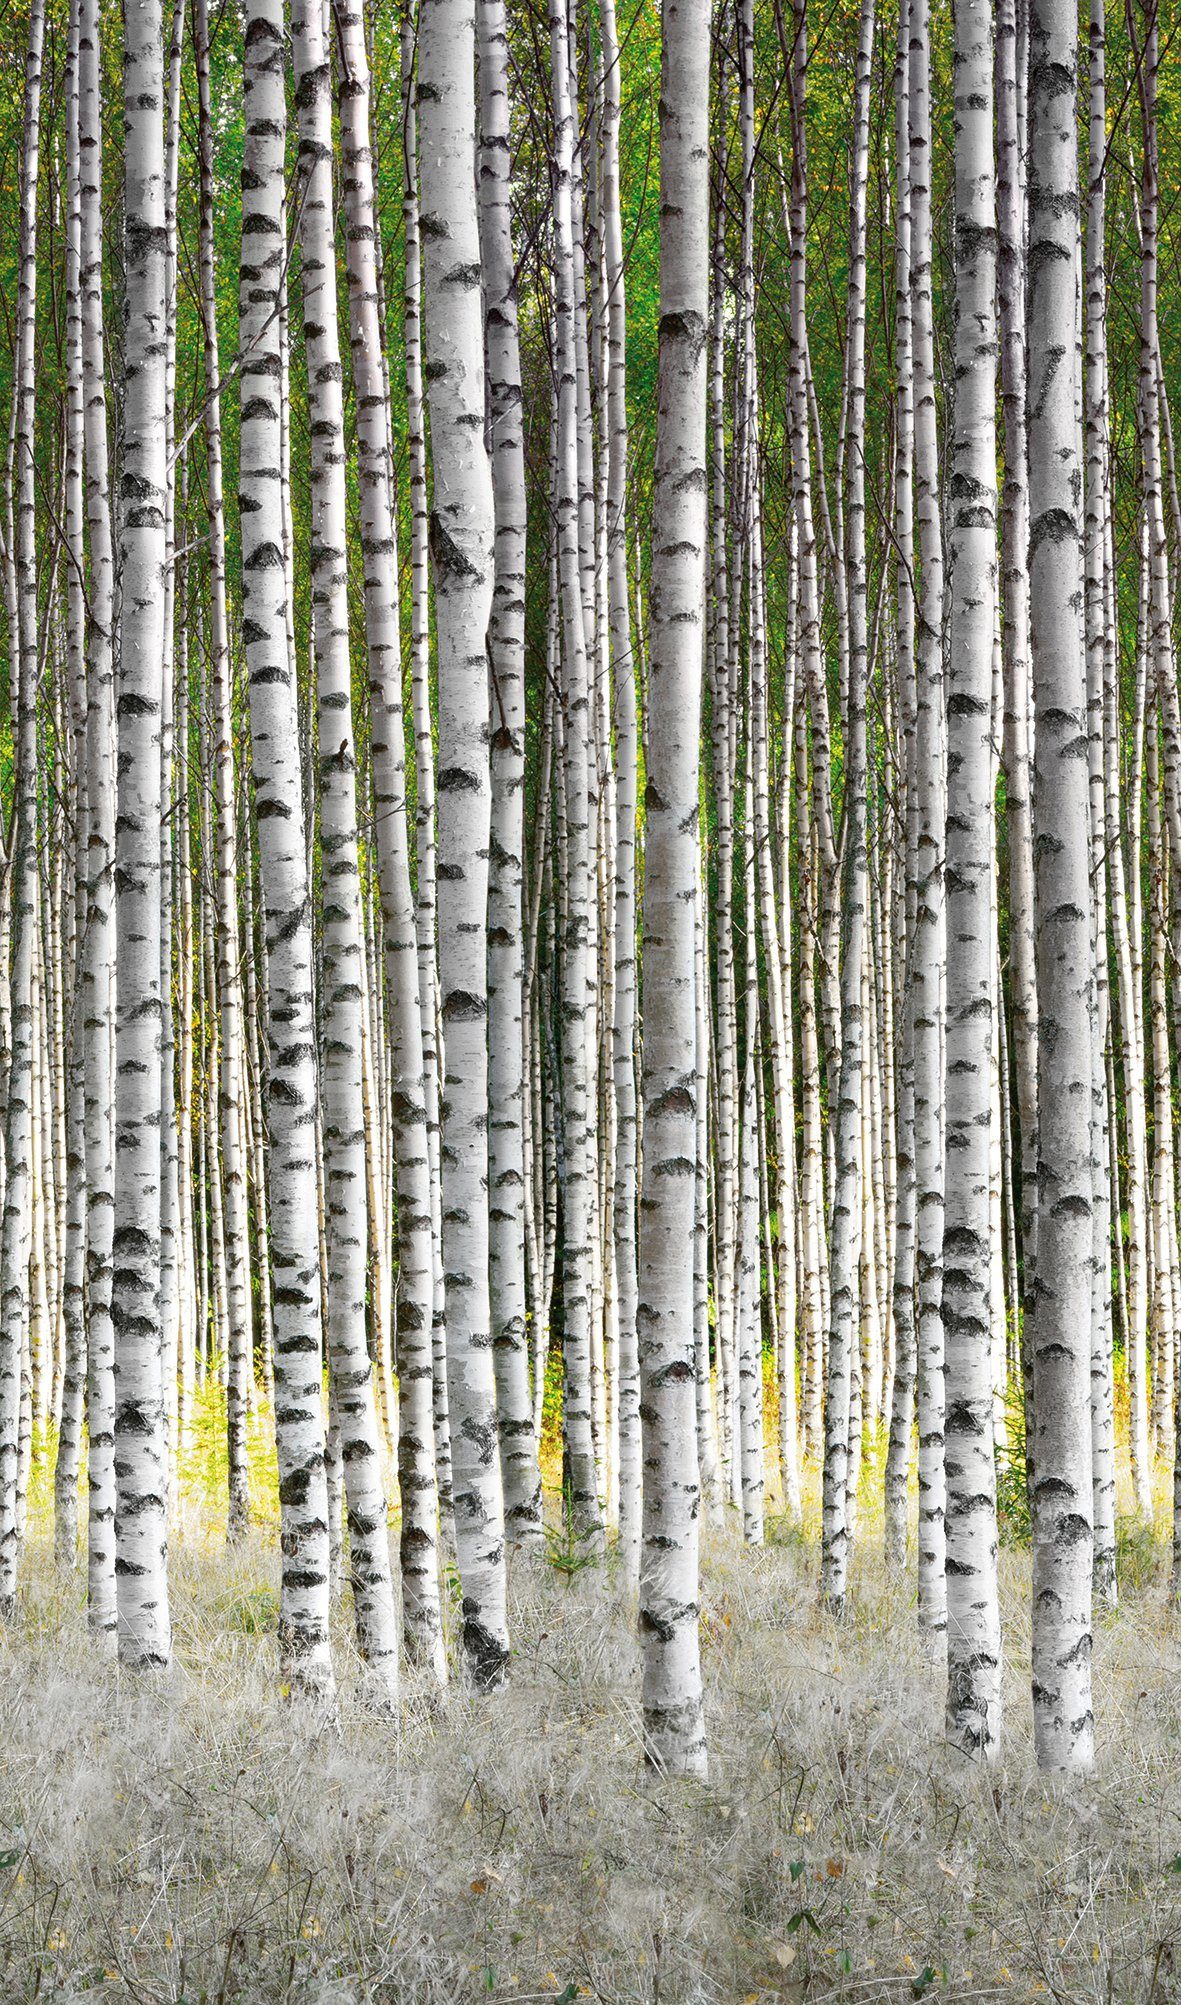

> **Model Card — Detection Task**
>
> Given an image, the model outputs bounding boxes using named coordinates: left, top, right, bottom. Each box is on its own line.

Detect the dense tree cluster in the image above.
left=0, top=0, right=1176, bottom=1786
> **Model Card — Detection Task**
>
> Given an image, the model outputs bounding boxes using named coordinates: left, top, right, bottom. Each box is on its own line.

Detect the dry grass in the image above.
left=3, top=1435, right=1181, bottom=2002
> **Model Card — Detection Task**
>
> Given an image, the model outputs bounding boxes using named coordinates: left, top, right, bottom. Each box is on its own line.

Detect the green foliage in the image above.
left=1115, top=1512, right=1164, bottom=1592
left=543, top=1483, right=602, bottom=1586
left=442, top=1559, right=464, bottom=1612
left=994, top=1456, right=1031, bottom=1551
left=541, top=1347, right=564, bottom=1449
left=225, top=1586, right=279, bottom=1636
left=995, top=1378, right=1031, bottom=1549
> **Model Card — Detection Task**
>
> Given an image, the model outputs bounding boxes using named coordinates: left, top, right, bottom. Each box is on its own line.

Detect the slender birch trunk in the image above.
left=113, top=0, right=172, bottom=1669
left=291, top=0, right=399, bottom=1704
left=820, top=0, right=873, bottom=1615
left=707, top=180, right=739, bottom=1505
left=478, top=0, right=542, bottom=1549
left=194, top=0, right=254, bottom=1541
left=997, top=0, right=1038, bottom=1406
left=1084, top=0, right=1117, bottom=1602
left=336, top=0, right=446, bottom=1681
left=418, top=0, right=509, bottom=1688
left=239, top=0, right=335, bottom=1700
left=601, top=0, right=641, bottom=1584
left=883, top=0, right=916, bottom=1567
left=77, top=0, right=118, bottom=1644
left=158, top=0, right=184, bottom=1493
left=637, top=0, right=710, bottom=1782
left=549, top=0, right=603, bottom=1549
left=942, top=0, right=1001, bottom=1758
left=400, top=19, right=452, bottom=1530
left=55, top=0, right=88, bottom=1567
left=909, top=0, right=947, bottom=1639
left=1027, top=0, right=1095, bottom=1776
left=0, top=0, right=45, bottom=1615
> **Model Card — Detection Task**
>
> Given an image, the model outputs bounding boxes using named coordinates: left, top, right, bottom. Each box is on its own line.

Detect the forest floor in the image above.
left=3, top=1421, right=1181, bottom=2003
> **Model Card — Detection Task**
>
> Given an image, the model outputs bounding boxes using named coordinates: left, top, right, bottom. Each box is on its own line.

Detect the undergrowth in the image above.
left=2, top=1395, right=1181, bottom=2001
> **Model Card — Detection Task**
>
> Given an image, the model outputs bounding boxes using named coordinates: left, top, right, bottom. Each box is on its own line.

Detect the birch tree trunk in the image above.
left=1027, top=0, right=1095, bottom=1776
left=400, top=18, right=452, bottom=1530
left=54, top=0, right=87, bottom=1565
left=418, top=0, right=509, bottom=1689
left=478, top=0, right=542, bottom=1549
left=1084, top=0, right=1117, bottom=1601
left=194, top=0, right=254, bottom=1541
left=78, top=0, right=118, bottom=1645
left=549, top=0, right=603, bottom=1549
left=820, top=0, right=874, bottom=1615
left=336, top=0, right=446, bottom=1681
left=1134, top=0, right=1181, bottom=1506
left=601, top=0, right=641, bottom=1584
left=997, top=0, right=1038, bottom=1403
left=909, top=0, right=947, bottom=1640
left=239, top=0, right=335, bottom=1701
left=942, top=0, right=1001, bottom=1759
left=637, top=0, right=710, bottom=1782
left=113, top=0, right=172, bottom=1669
left=883, top=0, right=916, bottom=1570
left=0, top=0, right=44, bottom=1616
left=291, top=0, right=398, bottom=1705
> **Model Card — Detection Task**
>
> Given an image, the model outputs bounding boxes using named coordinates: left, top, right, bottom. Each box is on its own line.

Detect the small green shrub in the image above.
left=1116, top=1511, right=1163, bottom=1591
left=226, top=1586, right=279, bottom=1635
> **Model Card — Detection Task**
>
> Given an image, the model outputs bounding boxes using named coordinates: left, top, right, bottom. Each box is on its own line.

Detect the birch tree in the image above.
left=78, top=0, right=117, bottom=1645
left=290, top=0, right=399, bottom=1704
left=418, top=0, right=509, bottom=1689
left=1026, top=0, right=1095, bottom=1776
left=908, top=0, right=947, bottom=1640
left=478, top=0, right=542, bottom=1549
left=239, top=0, right=335, bottom=1700
left=943, top=0, right=1001, bottom=1759
left=820, top=0, right=874, bottom=1615
left=0, top=0, right=44, bottom=1618
left=636, top=0, right=710, bottom=1783
left=113, top=0, right=172, bottom=1669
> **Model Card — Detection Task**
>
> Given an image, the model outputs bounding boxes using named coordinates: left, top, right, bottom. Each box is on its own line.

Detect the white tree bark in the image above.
left=78, top=0, right=117, bottom=1646
left=637, top=0, right=710, bottom=1782
left=884, top=0, right=916, bottom=1571
left=54, top=0, right=88, bottom=1566
left=113, top=0, right=172, bottom=1669
left=418, top=0, right=509, bottom=1688
left=1027, top=0, right=1095, bottom=1776
left=239, top=0, right=335, bottom=1701
left=194, top=0, right=254, bottom=1541
left=601, top=0, right=642, bottom=1583
left=820, top=0, right=874, bottom=1615
left=549, top=0, right=603, bottom=1549
left=290, top=0, right=399, bottom=1705
left=909, top=0, right=947, bottom=1640
left=943, top=0, right=1001, bottom=1759
left=1084, top=0, right=1117, bottom=1603
left=336, top=0, right=446, bottom=1682
left=478, top=0, right=542, bottom=1549
left=997, top=0, right=1038, bottom=1430
left=0, top=0, right=44, bottom=1617
left=400, top=18, right=452, bottom=1531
